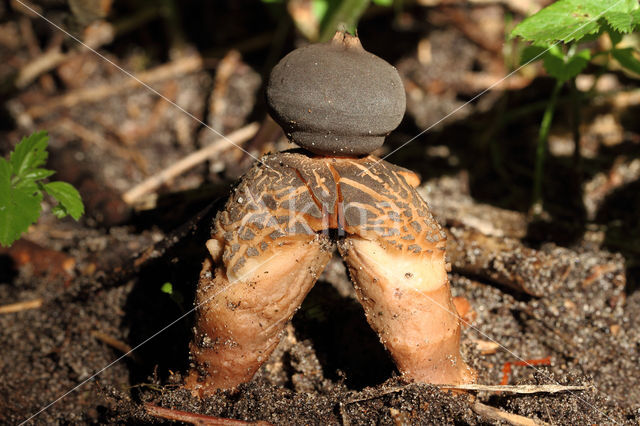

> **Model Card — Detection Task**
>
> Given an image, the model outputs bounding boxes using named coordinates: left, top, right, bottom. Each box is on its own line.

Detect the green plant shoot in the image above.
left=510, top=0, right=640, bottom=214
left=262, top=0, right=395, bottom=42
left=0, top=131, right=84, bottom=247
left=161, top=281, right=185, bottom=311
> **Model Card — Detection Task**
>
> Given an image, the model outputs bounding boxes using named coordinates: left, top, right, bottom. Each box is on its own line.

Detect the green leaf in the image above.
left=511, top=0, right=640, bottom=45
left=9, top=131, right=49, bottom=178
left=372, top=0, right=392, bottom=6
left=633, top=9, right=640, bottom=26
left=51, top=205, right=68, bottom=219
left=603, top=0, right=640, bottom=34
left=43, top=181, right=84, bottom=220
left=161, top=282, right=174, bottom=294
left=615, top=0, right=640, bottom=13
left=605, top=11, right=636, bottom=33
left=1, top=131, right=85, bottom=247
left=520, top=45, right=548, bottom=65
left=607, top=26, right=624, bottom=45
left=612, top=47, right=640, bottom=74
left=14, top=177, right=39, bottom=193
left=511, top=0, right=602, bottom=44
left=542, top=46, right=591, bottom=82
left=21, top=168, right=56, bottom=182
left=0, top=158, right=43, bottom=247
left=0, top=158, right=11, bottom=207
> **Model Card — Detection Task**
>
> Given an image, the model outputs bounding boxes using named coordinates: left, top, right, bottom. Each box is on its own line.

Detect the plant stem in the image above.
left=531, top=79, right=563, bottom=216
left=569, top=78, right=582, bottom=175
left=319, top=0, right=370, bottom=42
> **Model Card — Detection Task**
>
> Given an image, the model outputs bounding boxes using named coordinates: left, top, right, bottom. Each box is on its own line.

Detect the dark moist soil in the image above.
left=1, top=1, right=640, bottom=424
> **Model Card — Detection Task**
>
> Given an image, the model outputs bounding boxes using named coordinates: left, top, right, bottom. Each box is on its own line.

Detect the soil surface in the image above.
left=1, top=1, right=639, bottom=424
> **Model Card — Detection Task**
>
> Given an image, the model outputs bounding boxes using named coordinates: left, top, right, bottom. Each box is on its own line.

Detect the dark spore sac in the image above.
left=266, top=31, right=406, bottom=157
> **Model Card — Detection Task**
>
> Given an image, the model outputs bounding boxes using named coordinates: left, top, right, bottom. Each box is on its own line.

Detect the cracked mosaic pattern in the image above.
left=212, top=150, right=447, bottom=280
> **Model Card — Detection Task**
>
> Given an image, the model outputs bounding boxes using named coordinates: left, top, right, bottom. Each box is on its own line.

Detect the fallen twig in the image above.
left=472, top=400, right=550, bottom=426
left=13, top=7, right=165, bottom=90
left=344, top=382, right=586, bottom=405
left=0, top=298, right=43, bottom=314
left=122, top=122, right=259, bottom=205
left=23, top=54, right=204, bottom=119
left=144, top=403, right=271, bottom=425
left=438, top=383, right=587, bottom=394
left=15, top=47, right=66, bottom=89
left=90, top=330, right=141, bottom=363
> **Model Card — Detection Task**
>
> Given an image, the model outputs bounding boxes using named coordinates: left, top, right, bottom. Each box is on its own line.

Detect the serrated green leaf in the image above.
left=511, top=0, right=640, bottom=43
left=542, top=46, right=591, bottom=82
left=9, top=131, right=49, bottom=178
left=605, top=11, right=635, bottom=33
left=0, top=157, right=43, bottom=247
left=43, top=181, right=84, bottom=220
left=511, top=0, right=640, bottom=45
left=612, top=47, right=640, bottom=74
left=1, top=131, right=85, bottom=246
left=511, top=0, right=605, bottom=44
left=21, top=168, right=56, bottom=182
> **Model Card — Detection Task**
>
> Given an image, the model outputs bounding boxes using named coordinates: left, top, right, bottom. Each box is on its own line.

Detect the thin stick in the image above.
left=90, top=329, right=133, bottom=353
left=122, top=122, right=259, bottom=205
left=472, top=400, right=549, bottom=426
left=15, top=47, right=66, bottom=89
left=14, top=8, right=163, bottom=90
left=24, top=54, right=204, bottom=119
left=345, top=382, right=586, bottom=405
left=438, top=384, right=587, bottom=394
left=0, top=298, right=43, bottom=314
left=144, top=403, right=272, bottom=425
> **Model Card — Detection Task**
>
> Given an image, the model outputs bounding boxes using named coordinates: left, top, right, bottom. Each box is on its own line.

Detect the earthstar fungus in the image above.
left=186, top=31, right=475, bottom=396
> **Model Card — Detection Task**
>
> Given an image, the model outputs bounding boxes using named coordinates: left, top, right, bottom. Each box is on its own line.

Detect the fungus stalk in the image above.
left=187, top=236, right=331, bottom=394
left=339, top=237, right=475, bottom=384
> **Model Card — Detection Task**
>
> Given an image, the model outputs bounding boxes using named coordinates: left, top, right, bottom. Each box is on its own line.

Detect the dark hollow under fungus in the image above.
left=185, top=31, right=475, bottom=396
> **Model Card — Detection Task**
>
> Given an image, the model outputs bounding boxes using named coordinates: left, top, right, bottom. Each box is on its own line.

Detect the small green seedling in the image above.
left=0, top=131, right=84, bottom=247
left=510, top=0, right=640, bottom=214
left=160, top=282, right=185, bottom=312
